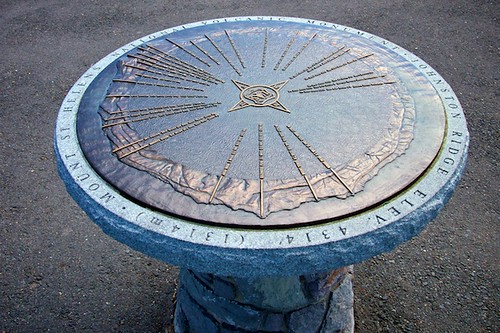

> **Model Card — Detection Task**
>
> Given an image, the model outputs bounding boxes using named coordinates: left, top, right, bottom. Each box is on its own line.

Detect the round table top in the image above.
left=55, top=17, right=468, bottom=277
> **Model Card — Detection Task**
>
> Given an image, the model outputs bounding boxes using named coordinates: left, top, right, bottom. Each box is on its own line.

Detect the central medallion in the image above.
left=229, top=80, right=291, bottom=113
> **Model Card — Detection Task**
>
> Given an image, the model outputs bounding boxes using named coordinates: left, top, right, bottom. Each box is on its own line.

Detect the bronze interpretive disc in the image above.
left=76, top=18, right=445, bottom=227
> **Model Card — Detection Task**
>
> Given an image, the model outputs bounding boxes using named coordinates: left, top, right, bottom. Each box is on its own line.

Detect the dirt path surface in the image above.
left=1, top=1, right=498, bottom=332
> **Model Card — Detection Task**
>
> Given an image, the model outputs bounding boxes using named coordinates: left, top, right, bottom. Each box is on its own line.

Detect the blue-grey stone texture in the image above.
left=173, top=267, right=353, bottom=332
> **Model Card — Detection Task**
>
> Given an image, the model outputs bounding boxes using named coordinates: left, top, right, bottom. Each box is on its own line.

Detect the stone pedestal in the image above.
left=175, top=267, right=354, bottom=333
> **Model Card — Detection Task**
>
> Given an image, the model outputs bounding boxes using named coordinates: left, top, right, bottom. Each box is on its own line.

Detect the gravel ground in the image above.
left=1, top=1, right=498, bottom=332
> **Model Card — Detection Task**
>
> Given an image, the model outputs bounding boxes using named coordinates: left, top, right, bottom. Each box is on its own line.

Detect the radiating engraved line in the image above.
left=209, top=128, right=247, bottom=203
left=145, top=45, right=216, bottom=76
left=293, top=81, right=396, bottom=94
left=107, top=102, right=208, bottom=115
left=106, top=103, right=208, bottom=120
left=204, top=34, right=242, bottom=76
left=304, top=53, right=374, bottom=80
left=281, top=33, right=317, bottom=72
left=306, top=48, right=350, bottom=73
left=105, top=93, right=207, bottom=99
left=308, top=74, right=387, bottom=89
left=134, top=73, right=195, bottom=86
left=274, top=33, right=296, bottom=70
left=135, top=59, right=211, bottom=86
left=123, top=64, right=210, bottom=86
left=143, top=45, right=224, bottom=83
left=132, top=52, right=219, bottom=84
left=134, top=51, right=195, bottom=76
left=190, top=40, right=220, bottom=65
left=110, top=112, right=216, bottom=151
left=165, top=38, right=211, bottom=66
left=261, top=29, right=268, bottom=68
left=129, top=54, right=178, bottom=71
left=147, top=45, right=203, bottom=70
left=103, top=103, right=220, bottom=128
left=103, top=109, right=202, bottom=127
left=112, top=79, right=204, bottom=91
left=224, top=30, right=245, bottom=69
left=288, top=72, right=389, bottom=93
left=288, top=46, right=349, bottom=80
left=258, top=124, right=265, bottom=218
left=305, top=71, right=374, bottom=88
left=116, top=113, right=219, bottom=158
left=274, top=125, right=318, bottom=201
left=128, top=56, right=213, bottom=86
left=286, top=125, right=353, bottom=194
left=134, top=73, right=180, bottom=84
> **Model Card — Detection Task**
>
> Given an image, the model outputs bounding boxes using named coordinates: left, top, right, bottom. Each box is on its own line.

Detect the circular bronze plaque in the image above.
left=76, top=18, right=445, bottom=227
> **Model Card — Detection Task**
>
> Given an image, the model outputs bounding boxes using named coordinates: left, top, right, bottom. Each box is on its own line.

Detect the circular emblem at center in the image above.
left=229, top=80, right=291, bottom=113
left=242, top=85, right=279, bottom=106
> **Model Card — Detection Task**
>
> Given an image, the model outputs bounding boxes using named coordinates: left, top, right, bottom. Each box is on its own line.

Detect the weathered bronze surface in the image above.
left=76, top=20, right=445, bottom=227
